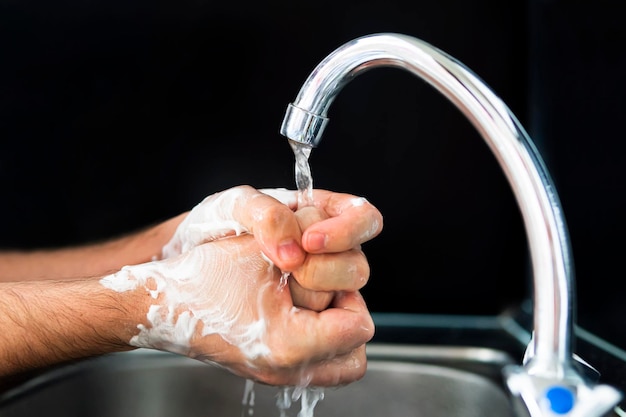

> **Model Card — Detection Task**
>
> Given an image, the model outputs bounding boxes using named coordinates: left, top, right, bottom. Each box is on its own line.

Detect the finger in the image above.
left=291, top=248, right=370, bottom=292
left=294, top=205, right=328, bottom=228
left=305, top=345, right=368, bottom=386
left=290, top=206, right=334, bottom=311
left=228, top=186, right=306, bottom=271
left=305, top=291, right=375, bottom=358
left=302, top=190, right=384, bottom=253
left=277, top=345, right=368, bottom=387
left=251, top=291, right=373, bottom=387
left=289, top=277, right=334, bottom=312
left=250, top=345, right=368, bottom=387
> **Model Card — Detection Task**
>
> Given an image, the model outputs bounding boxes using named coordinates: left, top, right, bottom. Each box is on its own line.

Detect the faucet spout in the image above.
left=280, top=33, right=621, bottom=416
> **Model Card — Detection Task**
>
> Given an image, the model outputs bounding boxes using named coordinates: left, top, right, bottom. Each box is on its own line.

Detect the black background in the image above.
left=0, top=1, right=624, bottom=349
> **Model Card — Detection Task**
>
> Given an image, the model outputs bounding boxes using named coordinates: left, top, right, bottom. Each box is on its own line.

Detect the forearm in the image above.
left=0, top=278, right=146, bottom=379
left=0, top=214, right=185, bottom=282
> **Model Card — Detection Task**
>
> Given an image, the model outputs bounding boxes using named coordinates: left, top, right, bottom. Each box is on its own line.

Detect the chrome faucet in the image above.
left=280, top=33, right=621, bottom=417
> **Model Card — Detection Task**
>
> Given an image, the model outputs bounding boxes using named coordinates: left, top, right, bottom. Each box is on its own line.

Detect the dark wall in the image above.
left=528, top=0, right=626, bottom=349
left=4, top=0, right=620, bottom=349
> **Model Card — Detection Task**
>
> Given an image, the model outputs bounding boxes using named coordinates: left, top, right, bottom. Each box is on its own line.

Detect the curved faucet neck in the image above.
left=280, top=33, right=575, bottom=378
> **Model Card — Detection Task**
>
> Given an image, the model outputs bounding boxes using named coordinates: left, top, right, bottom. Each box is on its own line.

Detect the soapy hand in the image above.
left=101, top=185, right=383, bottom=387
left=162, top=186, right=374, bottom=311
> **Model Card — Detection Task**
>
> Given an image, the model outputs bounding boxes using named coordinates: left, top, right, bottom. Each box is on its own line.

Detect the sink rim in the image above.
left=0, top=342, right=517, bottom=407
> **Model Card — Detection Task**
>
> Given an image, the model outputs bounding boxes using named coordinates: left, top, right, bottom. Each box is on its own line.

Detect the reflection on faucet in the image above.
left=280, top=33, right=621, bottom=417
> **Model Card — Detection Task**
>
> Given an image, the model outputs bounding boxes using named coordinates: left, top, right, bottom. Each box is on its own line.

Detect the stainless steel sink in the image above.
left=0, top=343, right=517, bottom=417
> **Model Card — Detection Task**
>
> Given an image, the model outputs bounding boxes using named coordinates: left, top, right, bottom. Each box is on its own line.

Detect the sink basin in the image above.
left=0, top=343, right=517, bottom=417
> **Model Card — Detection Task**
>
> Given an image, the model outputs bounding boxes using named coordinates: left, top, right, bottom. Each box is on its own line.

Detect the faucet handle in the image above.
left=504, top=364, right=622, bottom=417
